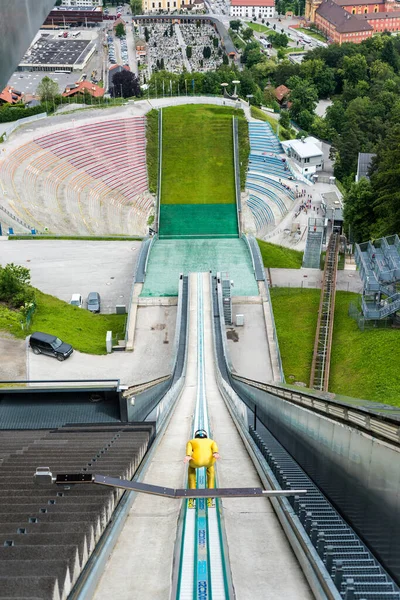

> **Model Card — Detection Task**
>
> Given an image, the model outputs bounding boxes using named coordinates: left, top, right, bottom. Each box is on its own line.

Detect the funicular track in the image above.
left=310, top=232, right=340, bottom=391
left=174, top=273, right=230, bottom=600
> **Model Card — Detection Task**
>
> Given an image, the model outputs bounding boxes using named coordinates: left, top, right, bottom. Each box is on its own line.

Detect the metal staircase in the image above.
left=355, top=235, right=400, bottom=320
left=309, top=232, right=340, bottom=391
left=221, top=274, right=232, bottom=325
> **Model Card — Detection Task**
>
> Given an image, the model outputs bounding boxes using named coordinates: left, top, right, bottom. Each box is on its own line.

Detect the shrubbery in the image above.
left=0, top=264, right=35, bottom=309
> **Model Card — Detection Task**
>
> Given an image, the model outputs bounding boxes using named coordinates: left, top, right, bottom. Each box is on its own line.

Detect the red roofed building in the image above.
left=230, top=0, right=275, bottom=19
left=0, top=86, right=22, bottom=105
left=274, top=84, right=290, bottom=103
left=62, top=81, right=105, bottom=99
left=113, top=17, right=126, bottom=30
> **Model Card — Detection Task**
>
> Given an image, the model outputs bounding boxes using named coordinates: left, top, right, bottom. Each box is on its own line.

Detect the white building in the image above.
left=230, top=0, right=275, bottom=19
left=61, top=0, right=103, bottom=6
left=281, top=137, right=324, bottom=176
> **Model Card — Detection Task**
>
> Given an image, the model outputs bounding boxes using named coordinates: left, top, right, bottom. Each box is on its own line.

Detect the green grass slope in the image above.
left=270, top=288, right=400, bottom=405
left=257, top=239, right=303, bottom=268
left=161, top=105, right=236, bottom=205
left=0, top=291, right=125, bottom=355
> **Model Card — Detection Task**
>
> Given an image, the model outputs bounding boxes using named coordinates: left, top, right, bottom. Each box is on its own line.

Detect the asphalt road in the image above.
left=0, top=240, right=141, bottom=313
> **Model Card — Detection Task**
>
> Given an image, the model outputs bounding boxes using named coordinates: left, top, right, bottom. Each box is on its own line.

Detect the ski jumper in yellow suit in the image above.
left=185, top=435, right=219, bottom=489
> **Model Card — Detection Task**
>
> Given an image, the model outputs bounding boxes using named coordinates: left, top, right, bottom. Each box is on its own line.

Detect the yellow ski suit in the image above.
left=186, top=438, right=219, bottom=489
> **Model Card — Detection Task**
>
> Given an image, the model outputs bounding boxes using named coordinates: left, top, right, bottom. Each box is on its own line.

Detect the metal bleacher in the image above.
left=355, top=235, right=400, bottom=320
left=0, top=424, right=154, bottom=600
left=246, top=122, right=296, bottom=236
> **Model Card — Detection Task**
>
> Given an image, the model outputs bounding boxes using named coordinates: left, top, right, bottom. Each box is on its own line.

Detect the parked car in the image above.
left=29, top=332, right=73, bottom=361
left=87, top=292, right=101, bottom=313
left=70, top=294, right=83, bottom=308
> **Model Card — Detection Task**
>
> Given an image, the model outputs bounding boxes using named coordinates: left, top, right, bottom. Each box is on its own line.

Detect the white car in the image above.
left=70, top=294, right=83, bottom=308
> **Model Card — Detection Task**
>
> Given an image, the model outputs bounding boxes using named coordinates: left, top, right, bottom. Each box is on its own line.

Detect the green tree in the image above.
left=301, top=58, right=335, bottom=98
left=280, top=110, right=290, bottom=129
left=277, top=48, right=286, bottom=61
left=381, top=37, right=399, bottom=71
left=213, top=37, right=219, bottom=48
left=130, top=0, right=143, bottom=14
left=112, top=70, right=141, bottom=98
left=115, top=22, right=126, bottom=38
left=341, top=54, right=368, bottom=85
left=36, top=76, right=59, bottom=103
left=229, top=20, right=241, bottom=31
left=144, top=26, right=149, bottom=42
left=343, top=179, right=375, bottom=243
left=222, top=54, right=229, bottom=65
left=186, top=46, right=192, bottom=59
left=370, top=124, right=400, bottom=237
left=203, top=46, right=211, bottom=59
left=242, top=28, right=254, bottom=41
left=287, top=76, right=318, bottom=123
left=0, top=263, right=34, bottom=309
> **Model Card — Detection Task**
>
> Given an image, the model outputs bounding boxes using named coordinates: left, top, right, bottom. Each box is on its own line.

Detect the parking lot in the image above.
left=0, top=240, right=141, bottom=313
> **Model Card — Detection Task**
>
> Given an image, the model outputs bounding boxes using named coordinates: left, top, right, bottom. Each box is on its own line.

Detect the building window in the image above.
left=374, top=5, right=378, bottom=10
left=352, top=8, right=356, bottom=13
left=364, top=7, right=368, bottom=12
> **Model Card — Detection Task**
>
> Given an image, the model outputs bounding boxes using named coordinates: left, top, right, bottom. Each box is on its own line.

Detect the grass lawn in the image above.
left=247, top=22, right=272, bottom=33
left=238, top=117, right=250, bottom=190
left=0, top=291, right=126, bottom=355
left=230, top=31, right=246, bottom=50
left=297, top=27, right=327, bottom=42
left=270, top=288, right=400, bottom=405
left=257, top=239, right=303, bottom=268
left=161, top=105, right=238, bottom=205
left=146, top=109, right=159, bottom=195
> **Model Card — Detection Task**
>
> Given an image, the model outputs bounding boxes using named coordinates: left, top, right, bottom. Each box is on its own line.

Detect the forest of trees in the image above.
left=223, top=30, right=400, bottom=240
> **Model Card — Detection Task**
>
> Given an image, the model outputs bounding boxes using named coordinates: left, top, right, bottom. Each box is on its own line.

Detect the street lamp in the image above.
left=232, top=79, right=240, bottom=99
left=246, top=94, right=253, bottom=106
left=220, top=82, right=228, bottom=98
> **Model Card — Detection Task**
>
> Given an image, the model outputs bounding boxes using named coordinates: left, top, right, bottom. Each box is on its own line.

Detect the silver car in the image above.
left=87, top=292, right=101, bottom=313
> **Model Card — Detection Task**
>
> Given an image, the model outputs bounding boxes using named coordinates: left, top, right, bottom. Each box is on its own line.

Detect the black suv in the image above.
left=29, top=332, right=73, bottom=361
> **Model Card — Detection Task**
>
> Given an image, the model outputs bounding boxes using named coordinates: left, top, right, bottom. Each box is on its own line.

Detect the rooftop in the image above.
left=316, top=0, right=373, bottom=32
left=335, top=0, right=385, bottom=5
left=62, top=80, right=105, bottom=98
left=282, top=137, right=323, bottom=159
left=50, top=5, right=103, bottom=11
left=231, top=0, right=275, bottom=5
left=0, top=86, right=21, bottom=104
left=273, top=84, right=290, bottom=102
left=19, top=36, right=93, bottom=67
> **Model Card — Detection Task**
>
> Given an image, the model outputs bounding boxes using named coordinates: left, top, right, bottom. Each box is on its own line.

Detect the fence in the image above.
left=348, top=301, right=394, bottom=331
left=2, top=113, right=47, bottom=140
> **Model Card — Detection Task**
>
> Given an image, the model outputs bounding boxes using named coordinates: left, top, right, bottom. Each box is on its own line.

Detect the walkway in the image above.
left=174, top=23, right=192, bottom=72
